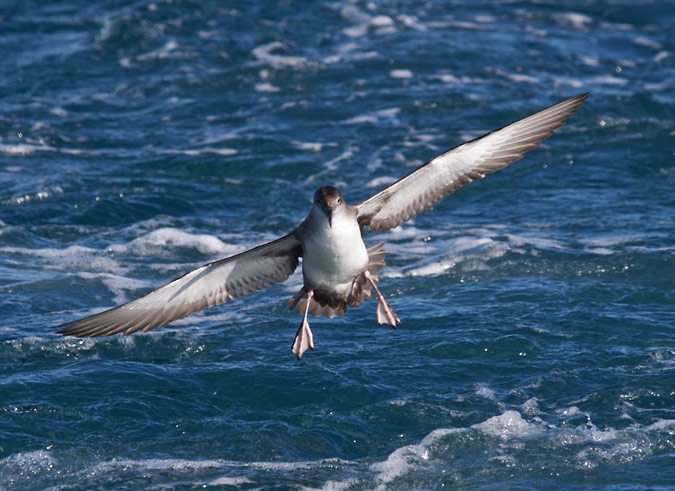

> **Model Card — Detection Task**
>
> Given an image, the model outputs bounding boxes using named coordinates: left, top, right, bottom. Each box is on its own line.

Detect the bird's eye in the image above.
left=336, top=198, right=341, bottom=203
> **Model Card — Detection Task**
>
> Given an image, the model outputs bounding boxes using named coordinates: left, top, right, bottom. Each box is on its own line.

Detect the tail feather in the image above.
left=347, top=242, right=387, bottom=307
left=289, top=292, right=345, bottom=319
left=366, top=241, right=386, bottom=279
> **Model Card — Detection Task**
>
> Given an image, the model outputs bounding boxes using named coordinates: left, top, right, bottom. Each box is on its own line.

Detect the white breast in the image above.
left=300, top=207, right=369, bottom=292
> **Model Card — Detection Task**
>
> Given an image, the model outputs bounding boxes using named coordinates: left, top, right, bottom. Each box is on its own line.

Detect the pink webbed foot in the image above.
left=291, top=290, right=315, bottom=359
left=375, top=295, right=401, bottom=327
left=364, top=271, right=401, bottom=328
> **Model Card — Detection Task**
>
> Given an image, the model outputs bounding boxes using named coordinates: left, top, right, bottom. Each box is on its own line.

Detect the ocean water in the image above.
left=1, top=0, right=673, bottom=489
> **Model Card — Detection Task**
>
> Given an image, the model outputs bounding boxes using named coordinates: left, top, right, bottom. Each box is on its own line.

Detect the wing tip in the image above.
left=54, top=322, right=80, bottom=337
left=562, top=92, right=590, bottom=111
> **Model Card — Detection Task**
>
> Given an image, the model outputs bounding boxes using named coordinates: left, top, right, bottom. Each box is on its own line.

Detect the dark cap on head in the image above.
left=314, top=186, right=343, bottom=208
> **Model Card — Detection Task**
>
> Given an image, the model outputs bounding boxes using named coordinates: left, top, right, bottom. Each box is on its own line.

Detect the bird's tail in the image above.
left=346, top=241, right=386, bottom=308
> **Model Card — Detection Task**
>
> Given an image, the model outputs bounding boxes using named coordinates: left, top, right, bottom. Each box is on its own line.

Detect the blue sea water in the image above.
left=1, top=0, right=674, bottom=488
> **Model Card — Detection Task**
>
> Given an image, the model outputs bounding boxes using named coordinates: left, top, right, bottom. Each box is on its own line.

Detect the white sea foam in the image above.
left=654, top=51, right=669, bottom=62
left=312, top=478, right=359, bottom=491
left=644, top=419, right=675, bottom=432
left=390, top=69, right=413, bottom=79
left=350, top=410, right=673, bottom=488
left=500, top=71, right=540, bottom=84
left=553, top=12, right=593, bottom=29
left=578, top=54, right=599, bottom=66
left=504, top=233, right=564, bottom=251
left=1, top=228, right=250, bottom=309
left=577, top=233, right=674, bottom=255
left=340, top=6, right=397, bottom=38
left=372, top=219, right=641, bottom=278
left=383, top=234, right=508, bottom=279
left=306, top=148, right=356, bottom=183
left=2, top=186, right=64, bottom=206
left=87, top=456, right=352, bottom=479
left=632, top=36, right=661, bottom=50
left=0, top=450, right=56, bottom=480
left=370, top=443, right=429, bottom=488
left=0, top=141, right=94, bottom=157
left=521, top=397, right=541, bottom=416
left=427, top=19, right=491, bottom=31
left=8, top=412, right=669, bottom=489
left=398, top=14, right=427, bottom=31
left=366, top=411, right=544, bottom=487
left=591, top=75, right=627, bottom=86
left=341, top=114, right=378, bottom=125
left=552, top=75, right=585, bottom=89
left=207, top=476, right=253, bottom=486
left=77, top=272, right=151, bottom=304
left=0, top=142, right=57, bottom=156
left=92, top=457, right=226, bottom=474
left=323, top=50, right=379, bottom=64
left=254, top=82, right=281, bottom=93
left=473, top=410, right=542, bottom=439
left=252, top=41, right=313, bottom=69
left=475, top=384, right=496, bottom=400
left=0, top=244, right=121, bottom=273
left=581, top=234, right=642, bottom=248
left=431, top=73, right=486, bottom=85
left=292, top=141, right=326, bottom=152
left=162, top=147, right=238, bottom=157
left=365, top=176, right=397, bottom=188
left=137, top=40, right=180, bottom=61
left=341, top=107, right=400, bottom=125
left=108, top=227, right=239, bottom=257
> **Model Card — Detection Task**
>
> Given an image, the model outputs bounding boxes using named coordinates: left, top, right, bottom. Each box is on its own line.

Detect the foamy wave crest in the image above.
left=161, top=147, right=238, bottom=157
left=77, top=272, right=151, bottom=304
left=0, top=244, right=121, bottom=273
left=341, top=108, right=400, bottom=126
left=378, top=227, right=510, bottom=278
left=0, top=228, right=246, bottom=305
left=340, top=6, right=396, bottom=38
left=2, top=186, right=64, bottom=206
left=252, top=41, right=315, bottom=69
left=108, top=227, right=239, bottom=257
left=0, top=450, right=56, bottom=485
left=370, top=222, right=642, bottom=278
left=0, top=142, right=94, bottom=156
left=356, top=411, right=674, bottom=488
left=74, top=456, right=354, bottom=488
left=3, top=409, right=672, bottom=488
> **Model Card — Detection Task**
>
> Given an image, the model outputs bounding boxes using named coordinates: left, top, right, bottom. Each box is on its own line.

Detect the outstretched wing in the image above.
left=57, top=233, right=302, bottom=337
left=357, top=93, right=589, bottom=231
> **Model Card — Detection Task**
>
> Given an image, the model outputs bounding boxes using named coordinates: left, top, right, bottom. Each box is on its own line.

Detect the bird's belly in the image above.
left=301, top=228, right=369, bottom=293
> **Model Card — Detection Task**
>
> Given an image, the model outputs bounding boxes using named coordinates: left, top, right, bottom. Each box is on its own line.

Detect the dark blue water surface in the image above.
left=1, top=1, right=673, bottom=489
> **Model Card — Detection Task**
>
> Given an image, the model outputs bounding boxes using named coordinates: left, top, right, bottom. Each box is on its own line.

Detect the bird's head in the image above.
left=313, top=186, right=345, bottom=227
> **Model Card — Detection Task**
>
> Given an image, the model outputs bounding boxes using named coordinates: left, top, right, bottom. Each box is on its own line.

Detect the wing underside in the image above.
left=57, top=233, right=302, bottom=337
left=357, top=93, right=589, bottom=231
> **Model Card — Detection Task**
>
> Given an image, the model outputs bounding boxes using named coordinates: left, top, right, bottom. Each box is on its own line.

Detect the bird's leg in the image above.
left=364, top=271, right=400, bottom=328
left=291, top=289, right=315, bottom=359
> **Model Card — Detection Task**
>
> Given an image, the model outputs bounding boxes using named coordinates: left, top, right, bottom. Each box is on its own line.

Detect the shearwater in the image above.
left=58, top=93, right=589, bottom=359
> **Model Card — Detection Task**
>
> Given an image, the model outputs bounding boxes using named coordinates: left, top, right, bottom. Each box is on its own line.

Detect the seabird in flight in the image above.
left=58, top=93, right=589, bottom=359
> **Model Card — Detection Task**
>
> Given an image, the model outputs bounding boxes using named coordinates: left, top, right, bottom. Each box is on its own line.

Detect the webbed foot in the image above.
left=291, top=290, right=315, bottom=359
left=364, top=271, right=401, bottom=328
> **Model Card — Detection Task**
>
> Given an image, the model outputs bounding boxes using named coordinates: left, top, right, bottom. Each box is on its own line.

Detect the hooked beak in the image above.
left=320, top=203, right=334, bottom=227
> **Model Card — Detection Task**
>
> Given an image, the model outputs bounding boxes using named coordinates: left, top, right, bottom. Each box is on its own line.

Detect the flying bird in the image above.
left=58, top=93, right=589, bottom=359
